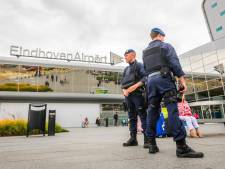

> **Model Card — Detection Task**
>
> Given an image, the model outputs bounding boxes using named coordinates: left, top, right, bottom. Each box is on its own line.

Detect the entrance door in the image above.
left=202, top=105, right=211, bottom=119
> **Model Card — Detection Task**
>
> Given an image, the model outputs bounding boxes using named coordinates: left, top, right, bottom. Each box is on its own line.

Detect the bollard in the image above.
left=48, top=110, right=56, bottom=136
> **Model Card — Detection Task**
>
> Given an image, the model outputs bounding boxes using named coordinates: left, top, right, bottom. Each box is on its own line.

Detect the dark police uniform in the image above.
left=121, top=58, right=148, bottom=147
left=142, top=28, right=203, bottom=158
left=143, top=39, right=186, bottom=142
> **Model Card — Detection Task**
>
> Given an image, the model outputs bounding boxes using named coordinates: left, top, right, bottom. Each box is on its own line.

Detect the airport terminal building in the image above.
left=0, top=0, right=224, bottom=127
left=0, top=55, right=126, bottom=127
left=178, top=0, right=225, bottom=121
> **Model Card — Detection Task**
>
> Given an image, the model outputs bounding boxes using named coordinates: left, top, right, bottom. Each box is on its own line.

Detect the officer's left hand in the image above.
left=178, top=83, right=187, bottom=94
left=123, top=89, right=129, bottom=97
left=178, top=77, right=187, bottom=93
left=127, top=82, right=142, bottom=94
left=127, top=85, right=136, bottom=94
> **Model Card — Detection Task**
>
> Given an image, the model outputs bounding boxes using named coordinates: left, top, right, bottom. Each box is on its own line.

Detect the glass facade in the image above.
left=203, top=0, right=225, bottom=40
left=0, top=64, right=123, bottom=94
left=2, top=42, right=225, bottom=122
left=179, top=47, right=225, bottom=120
left=216, top=26, right=223, bottom=32
left=211, top=2, right=217, bottom=8
left=221, top=10, right=225, bottom=16
left=100, top=103, right=126, bottom=126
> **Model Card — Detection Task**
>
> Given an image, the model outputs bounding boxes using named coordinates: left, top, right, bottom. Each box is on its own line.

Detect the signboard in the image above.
left=10, top=45, right=123, bottom=65
left=214, top=63, right=224, bottom=74
left=110, top=51, right=124, bottom=65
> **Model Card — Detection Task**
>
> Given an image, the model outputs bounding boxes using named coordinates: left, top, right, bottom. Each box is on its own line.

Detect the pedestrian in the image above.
left=121, top=49, right=148, bottom=148
left=51, top=74, right=54, bottom=82
left=142, top=27, right=203, bottom=158
left=105, top=117, right=109, bottom=127
left=113, top=112, right=119, bottom=126
left=45, top=81, right=49, bottom=87
left=84, top=117, right=89, bottom=128
left=96, top=117, right=101, bottom=127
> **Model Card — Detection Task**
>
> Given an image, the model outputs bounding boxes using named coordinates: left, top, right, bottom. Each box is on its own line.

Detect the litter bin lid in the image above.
left=30, top=103, right=47, bottom=107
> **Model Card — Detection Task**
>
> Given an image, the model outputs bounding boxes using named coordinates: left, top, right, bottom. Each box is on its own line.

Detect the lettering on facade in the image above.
left=10, top=45, right=109, bottom=64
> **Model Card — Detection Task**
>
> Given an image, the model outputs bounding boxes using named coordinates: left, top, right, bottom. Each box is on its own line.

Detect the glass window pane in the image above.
left=86, top=69, right=95, bottom=94
left=196, top=91, right=209, bottom=101
left=116, top=72, right=123, bottom=94
left=185, top=94, right=196, bottom=102
left=189, top=54, right=202, bottom=63
left=19, top=65, right=38, bottom=92
left=195, top=81, right=208, bottom=92
left=190, top=106, right=203, bottom=119
left=210, top=105, right=224, bottom=119
left=0, top=64, right=19, bottom=91
left=190, top=60, right=204, bottom=72
left=207, top=78, right=223, bottom=90
left=180, top=57, right=192, bottom=72
left=44, top=67, right=73, bottom=93
left=209, top=87, right=224, bottom=98
left=73, top=68, right=90, bottom=93
left=217, top=49, right=225, bottom=62
left=100, top=104, right=127, bottom=126
left=103, top=71, right=117, bottom=94
left=185, top=77, right=195, bottom=94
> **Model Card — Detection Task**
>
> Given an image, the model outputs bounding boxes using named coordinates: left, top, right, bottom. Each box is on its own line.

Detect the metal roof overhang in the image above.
left=0, top=56, right=125, bottom=72
left=0, top=92, right=124, bottom=103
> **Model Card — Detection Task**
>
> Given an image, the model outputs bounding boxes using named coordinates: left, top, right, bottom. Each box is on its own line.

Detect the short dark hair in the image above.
left=124, top=49, right=136, bottom=55
left=150, top=32, right=159, bottom=39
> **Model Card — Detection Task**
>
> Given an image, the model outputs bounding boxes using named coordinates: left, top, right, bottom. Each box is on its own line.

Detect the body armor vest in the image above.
left=143, top=45, right=169, bottom=74
left=121, top=61, right=140, bottom=89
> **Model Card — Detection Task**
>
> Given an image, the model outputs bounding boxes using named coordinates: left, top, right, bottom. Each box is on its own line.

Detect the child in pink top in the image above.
left=178, top=95, right=203, bottom=138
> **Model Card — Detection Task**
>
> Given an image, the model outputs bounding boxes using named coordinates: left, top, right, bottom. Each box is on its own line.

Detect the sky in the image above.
left=0, top=0, right=210, bottom=62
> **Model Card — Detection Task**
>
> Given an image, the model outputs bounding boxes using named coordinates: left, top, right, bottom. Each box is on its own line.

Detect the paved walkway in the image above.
left=0, top=124, right=225, bottom=169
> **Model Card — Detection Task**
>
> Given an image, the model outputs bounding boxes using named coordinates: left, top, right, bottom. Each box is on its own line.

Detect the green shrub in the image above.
left=0, top=83, right=53, bottom=92
left=96, top=88, right=108, bottom=94
left=4, top=83, right=17, bottom=86
left=96, top=76, right=103, bottom=81
left=46, top=123, right=69, bottom=133
left=38, top=86, right=53, bottom=92
left=0, top=86, right=17, bottom=91
left=20, top=86, right=35, bottom=92
left=0, top=119, right=68, bottom=137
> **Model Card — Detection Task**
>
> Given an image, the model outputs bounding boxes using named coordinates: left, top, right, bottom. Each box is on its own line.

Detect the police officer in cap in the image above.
left=121, top=49, right=148, bottom=148
left=142, top=28, right=204, bottom=158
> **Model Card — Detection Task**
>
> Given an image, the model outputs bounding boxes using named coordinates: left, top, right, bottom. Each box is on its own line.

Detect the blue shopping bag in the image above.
left=156, top=113, right=167, bottom=137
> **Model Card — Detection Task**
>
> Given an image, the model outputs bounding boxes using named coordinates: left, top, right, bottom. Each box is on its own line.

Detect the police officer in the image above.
left=142, top=28, right=204, bottom=158
left=121, top=49, right=148, bottom=148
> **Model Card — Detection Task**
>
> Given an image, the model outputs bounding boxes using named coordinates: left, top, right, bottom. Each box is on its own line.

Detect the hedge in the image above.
left=0, top=83, right=53, bottom=92
left=0, top=119, right=68, bottom=136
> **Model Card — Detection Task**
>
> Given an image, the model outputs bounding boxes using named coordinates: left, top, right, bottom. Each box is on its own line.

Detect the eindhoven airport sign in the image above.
left=10, top=45, right=123, bottom=65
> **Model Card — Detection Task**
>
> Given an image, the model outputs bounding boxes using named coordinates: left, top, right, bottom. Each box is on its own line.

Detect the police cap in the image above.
left=124, top=49, right=136, bottom=55
left=151, top=28, right=165, bottom=36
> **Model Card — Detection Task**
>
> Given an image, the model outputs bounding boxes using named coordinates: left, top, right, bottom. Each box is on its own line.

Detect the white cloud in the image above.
left=0, top=0, right=210, bottom=61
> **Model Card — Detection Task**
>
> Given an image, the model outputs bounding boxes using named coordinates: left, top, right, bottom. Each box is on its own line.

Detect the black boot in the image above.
left=123, top=133, right=138, bottom=147
left=176, top=139, right=204, bottom=158
left=149, top=138, right=159, bottom=154
left=143, top=134, right=150, bottom=149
